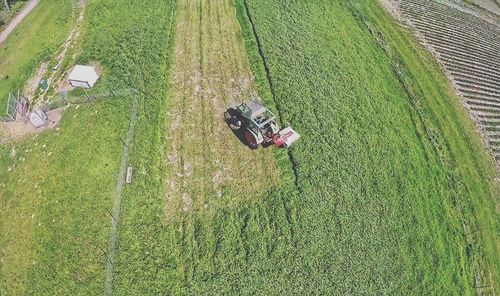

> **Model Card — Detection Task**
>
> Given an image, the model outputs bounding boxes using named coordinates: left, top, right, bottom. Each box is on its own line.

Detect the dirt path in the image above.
left=165, top=0, right=280, bottom=221
left=33, top=1, right=86, bottom=102
left=0, top=0, right=39, bottom=45
left=45, top=2, right=86, bottom=88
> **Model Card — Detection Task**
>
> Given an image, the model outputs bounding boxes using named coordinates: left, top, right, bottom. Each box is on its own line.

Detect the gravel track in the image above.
left=0, top=0, right=39, bottom=45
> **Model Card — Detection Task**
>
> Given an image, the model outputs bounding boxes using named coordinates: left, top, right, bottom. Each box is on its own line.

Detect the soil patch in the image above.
left=0, top=107, right=66, bottom=142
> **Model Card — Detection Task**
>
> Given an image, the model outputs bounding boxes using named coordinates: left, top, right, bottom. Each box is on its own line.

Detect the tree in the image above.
left=3, top=0, right=9, bottom=12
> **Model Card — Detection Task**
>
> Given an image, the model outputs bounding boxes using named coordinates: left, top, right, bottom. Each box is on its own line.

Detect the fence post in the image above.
left=84, top=89, right=92, bottom=103
left=62, top=91, right=68, bottom=106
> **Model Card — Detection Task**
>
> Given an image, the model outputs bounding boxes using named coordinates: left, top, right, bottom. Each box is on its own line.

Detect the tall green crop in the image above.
left=238, top=0, right=499, bottom=294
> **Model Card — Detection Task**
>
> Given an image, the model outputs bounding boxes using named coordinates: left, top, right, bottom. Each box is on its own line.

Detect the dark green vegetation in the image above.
left=240, top=0, right=499, bottom=293
left=0, top=0, right=498, bottom=294
left=0, top=0, right=72, bottom=108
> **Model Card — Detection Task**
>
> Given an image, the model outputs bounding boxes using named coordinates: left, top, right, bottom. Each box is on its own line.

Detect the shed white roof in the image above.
left=68, top=65, right=99, bottom=84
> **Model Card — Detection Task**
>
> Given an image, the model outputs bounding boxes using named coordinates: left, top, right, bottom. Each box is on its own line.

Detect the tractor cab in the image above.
left=237, top=101, right=279, bottom=138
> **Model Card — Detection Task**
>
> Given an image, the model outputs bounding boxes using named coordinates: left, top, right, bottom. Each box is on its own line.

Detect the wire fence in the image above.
left=0, top=88, right=138, bottom=123
left=43, top=88, right=138, bottom=111
left=0, top=93, right=142, bottom=294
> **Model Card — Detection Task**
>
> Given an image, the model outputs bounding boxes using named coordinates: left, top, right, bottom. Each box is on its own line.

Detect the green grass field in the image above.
left=240, top=0, right=499, bottom=293
left=0, top=1, right=28, bottom=30
left=0, top=0, right=498, bottom=294
left=0, top=101, right=130, bottom=293
left=0, top=0, right=174, bottom=293
left=0, top=0, right=73, bottom=109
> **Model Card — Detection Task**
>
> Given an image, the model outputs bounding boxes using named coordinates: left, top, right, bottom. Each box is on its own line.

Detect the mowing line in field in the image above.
left=165, top=0, right=280, bottom=221
left=104, top=97, right=138, bottom=296
left=242, top=0, right=303, bottom=193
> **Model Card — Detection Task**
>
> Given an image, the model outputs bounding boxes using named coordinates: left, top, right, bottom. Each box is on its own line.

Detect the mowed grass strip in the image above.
left=165, top=0, right=280, bottom=221
left=111, top=0, right=298, bottom=293
left=0, top=0, right=73, bottom=108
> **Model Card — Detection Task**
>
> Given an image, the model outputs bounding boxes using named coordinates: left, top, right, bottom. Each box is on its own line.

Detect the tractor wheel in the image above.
left=245, top=130, right=259, bottom=149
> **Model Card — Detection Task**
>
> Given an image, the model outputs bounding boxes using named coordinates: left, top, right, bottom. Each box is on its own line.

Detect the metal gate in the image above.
left=2, top=90, right=28, bottom=122
left=5, top=92, right=19, bottom=121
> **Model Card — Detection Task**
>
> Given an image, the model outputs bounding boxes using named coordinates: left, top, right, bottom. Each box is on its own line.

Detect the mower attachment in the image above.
left=273, top=127, right=300, bottom=148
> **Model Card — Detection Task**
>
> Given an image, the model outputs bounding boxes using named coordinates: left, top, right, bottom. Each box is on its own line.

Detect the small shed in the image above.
left=29, top=108, right=48, bottom=128
left=68, top=65, right=99, bottom=88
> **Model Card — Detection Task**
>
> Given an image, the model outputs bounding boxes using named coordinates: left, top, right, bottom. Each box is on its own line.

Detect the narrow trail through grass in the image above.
left=165, top=0, right=280, bottom=221
left=0, top=0, right=39, bottom=45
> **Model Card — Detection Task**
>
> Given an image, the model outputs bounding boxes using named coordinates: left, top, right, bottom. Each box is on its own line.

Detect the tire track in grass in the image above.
left=104, top=97, right=138, bottom=296
left=165, top=0, right=280, bottom=222
left=209, top=0, right=249, bottom=272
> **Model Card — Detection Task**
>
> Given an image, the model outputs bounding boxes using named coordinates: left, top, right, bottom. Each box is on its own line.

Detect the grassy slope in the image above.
left=0, top=0, right=73, bottom=108
left=240, top=0, right=499, bottom=294
left=0, top=0, right=163, bottom=293
left=0, top=102, right=129, bottom=294
left=359, top=0, right=499, bottom=288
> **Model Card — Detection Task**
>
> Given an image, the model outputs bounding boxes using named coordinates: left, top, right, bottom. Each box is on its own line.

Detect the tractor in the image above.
left=224, top=101, right=300, bottom=149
